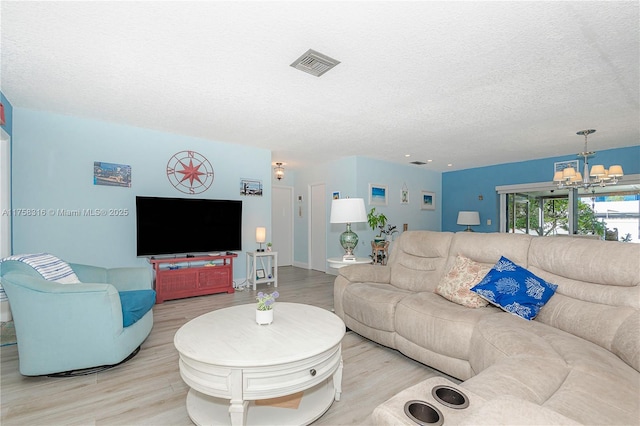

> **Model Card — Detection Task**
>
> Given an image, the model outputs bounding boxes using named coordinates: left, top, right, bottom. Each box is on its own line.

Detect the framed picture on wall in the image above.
left=240, top=179, right=263, bottom=196
left=93, top=162, right=131, bottom=188
left=401, top=183, right=409, bottom=205
left=421, top=191, right=435, bottom=210
left=369, top=184, right=388, bottom=206
left=554, top=160, right=579, bottom=174
left=332, top=191, right=340, bottom=200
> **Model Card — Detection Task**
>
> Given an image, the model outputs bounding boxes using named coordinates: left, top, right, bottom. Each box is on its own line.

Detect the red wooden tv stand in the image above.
left=149, top=254, right=237, bottom=303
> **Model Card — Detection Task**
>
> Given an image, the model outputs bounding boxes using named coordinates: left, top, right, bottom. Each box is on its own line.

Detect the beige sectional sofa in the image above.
left=334, top=231, right=639, bottom=425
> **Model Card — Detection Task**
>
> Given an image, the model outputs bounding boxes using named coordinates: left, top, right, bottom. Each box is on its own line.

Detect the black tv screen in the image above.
left=136, top=196, right=242, bottom=257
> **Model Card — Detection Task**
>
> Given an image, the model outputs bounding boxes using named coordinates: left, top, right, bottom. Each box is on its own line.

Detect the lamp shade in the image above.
left=330, top=198, right=367, bottom=224
left=562, top=167, right=576, bottom=179
left=457, top=211, right=480, bottom=226
left=590, top=164, right=606, bottom=177
left=608, top=165, right=623, bottom=177
left=255, top=227, right=266, bottom=243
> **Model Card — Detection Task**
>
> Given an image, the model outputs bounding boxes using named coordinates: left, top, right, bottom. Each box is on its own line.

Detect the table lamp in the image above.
left=330, top=198, right=367, bottom=261
left=256, top=227, right=266, bottom=251
left=457, top=211, right=480, bottom=232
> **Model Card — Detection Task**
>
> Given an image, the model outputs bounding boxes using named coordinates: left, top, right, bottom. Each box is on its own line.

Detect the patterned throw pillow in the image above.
left=435, top=255, right=492, bottom=308
left=470, top=256, right=558, bottom=320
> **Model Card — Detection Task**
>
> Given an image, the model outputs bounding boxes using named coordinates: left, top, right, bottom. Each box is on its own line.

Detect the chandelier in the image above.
left=553, top=129, right=623, bottom=189
left=274, top=162, right=285, bottom=180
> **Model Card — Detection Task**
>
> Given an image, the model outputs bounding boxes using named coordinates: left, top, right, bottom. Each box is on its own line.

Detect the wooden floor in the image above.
left=1, top=267, right=448, bottom=425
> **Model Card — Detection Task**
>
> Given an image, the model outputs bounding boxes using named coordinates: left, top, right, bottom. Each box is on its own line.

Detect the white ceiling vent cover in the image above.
left=290, top=49, right=340, bottom=77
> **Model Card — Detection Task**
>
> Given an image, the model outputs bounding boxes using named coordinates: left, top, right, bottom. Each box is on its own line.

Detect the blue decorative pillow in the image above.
left=470, top=256, right=557, bottom=320
left=119, top=290, right=156, bottom=327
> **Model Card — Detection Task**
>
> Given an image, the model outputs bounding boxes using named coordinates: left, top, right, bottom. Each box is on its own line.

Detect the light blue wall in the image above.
left=294, top=156, right=441, bottom=266
left=11, top=108, right=272, bottom=281
left=352, top=157, right=441, bottom=257
left=11, top=102, right=637, bottom=277
left=442, top=145, right=640, bottom=232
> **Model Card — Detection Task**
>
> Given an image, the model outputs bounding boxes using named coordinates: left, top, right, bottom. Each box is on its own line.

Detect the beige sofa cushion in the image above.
left=448, top=232, right=533, bottom=267
left=395, top=292, right=501, bottom=364
left=528, top=236, right=640, bottom=371
left=458, top=395, right=581, bottom=425
left=389, top=231, right=453, bottom=292
left=435, top=255, right=491, bottom=308
left=343, top=282, right=410, bottom=332
left=465, top=313, right=640, bottom=425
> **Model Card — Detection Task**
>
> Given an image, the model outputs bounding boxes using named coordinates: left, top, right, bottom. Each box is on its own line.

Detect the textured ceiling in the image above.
left=1, top=1, right=638, bottom=172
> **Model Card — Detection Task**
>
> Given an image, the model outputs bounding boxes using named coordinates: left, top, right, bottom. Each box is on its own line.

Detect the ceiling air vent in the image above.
left=290, top=49, right=340, bottom=77
left=410, top=161, right=427, bottom=165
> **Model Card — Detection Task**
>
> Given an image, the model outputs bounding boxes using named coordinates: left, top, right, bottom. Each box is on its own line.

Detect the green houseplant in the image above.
left=367, top=208, right=388, bottom=243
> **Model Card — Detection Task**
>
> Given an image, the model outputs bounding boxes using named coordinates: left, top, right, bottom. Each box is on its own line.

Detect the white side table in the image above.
left=246, top=251, right=278, bottom=290
left=327, top=257, right=372, bottom=269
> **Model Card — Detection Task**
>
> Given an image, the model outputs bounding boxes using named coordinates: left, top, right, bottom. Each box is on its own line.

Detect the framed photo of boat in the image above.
left=93, top=162, right=131, bottom=188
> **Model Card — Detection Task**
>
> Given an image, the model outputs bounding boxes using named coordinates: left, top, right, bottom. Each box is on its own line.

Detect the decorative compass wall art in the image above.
left=166, top=150, right=214, bottom=194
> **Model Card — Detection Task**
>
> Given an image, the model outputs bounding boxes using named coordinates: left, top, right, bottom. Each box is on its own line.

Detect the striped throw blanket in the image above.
left=1, top=253, right=81, bottom=284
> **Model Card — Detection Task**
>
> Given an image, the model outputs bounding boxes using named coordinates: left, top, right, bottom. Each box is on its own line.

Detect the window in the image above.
left=497, top=175, right=640, bottom=243
left=506, top=193, right=571, bottom=236
left=580, top=191, right=640, bottom=243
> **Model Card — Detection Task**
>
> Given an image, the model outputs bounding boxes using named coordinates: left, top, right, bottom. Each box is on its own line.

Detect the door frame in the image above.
left=272, top=185, right=294, bottom=266
left=308, top=182, right=326, bottom=272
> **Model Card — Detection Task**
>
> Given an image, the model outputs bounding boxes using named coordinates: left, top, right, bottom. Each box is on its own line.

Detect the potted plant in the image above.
left=256, top=290, right=279, bottom=325
left=367, top=208, right=388, bottom=244
left=381, top=224, right=398, bottom=241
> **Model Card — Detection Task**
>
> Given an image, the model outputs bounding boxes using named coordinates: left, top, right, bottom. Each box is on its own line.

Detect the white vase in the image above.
left=256, top=309, right=273, bottom=325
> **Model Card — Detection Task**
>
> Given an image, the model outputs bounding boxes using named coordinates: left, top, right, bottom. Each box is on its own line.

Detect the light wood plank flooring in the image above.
left=1, top=267, right=448, bottom=425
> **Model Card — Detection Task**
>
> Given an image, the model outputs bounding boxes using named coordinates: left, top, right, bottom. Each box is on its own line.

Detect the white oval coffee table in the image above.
left=174, top=302, right=346, bottom=426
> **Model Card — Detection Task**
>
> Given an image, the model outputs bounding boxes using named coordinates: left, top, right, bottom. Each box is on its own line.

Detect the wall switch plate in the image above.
left=487, top=219, right=492, bottom=225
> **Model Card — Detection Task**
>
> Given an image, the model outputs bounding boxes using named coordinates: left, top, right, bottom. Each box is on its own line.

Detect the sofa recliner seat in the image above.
left=334, top=231, right=639, bottom=425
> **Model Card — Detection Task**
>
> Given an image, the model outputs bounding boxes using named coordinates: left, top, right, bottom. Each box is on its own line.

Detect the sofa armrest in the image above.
left=339, top=264, right=391, bottom=284
left=106, top=267, right=153, bottom=291
left=334, top=265, right=392, bottom=320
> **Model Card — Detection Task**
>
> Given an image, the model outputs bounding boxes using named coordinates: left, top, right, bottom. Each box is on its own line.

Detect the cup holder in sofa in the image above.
left=403, top=400, right=443, bottom=426
left=431, top=385, right=469, bottom=409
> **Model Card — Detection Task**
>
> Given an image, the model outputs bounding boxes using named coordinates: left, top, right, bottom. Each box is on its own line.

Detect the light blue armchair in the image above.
left=0, top=260, right=154, bottom=376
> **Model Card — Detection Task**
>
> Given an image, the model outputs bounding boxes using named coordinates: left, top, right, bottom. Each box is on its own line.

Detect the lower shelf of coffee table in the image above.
left=186, top=378, right=336, bottom=426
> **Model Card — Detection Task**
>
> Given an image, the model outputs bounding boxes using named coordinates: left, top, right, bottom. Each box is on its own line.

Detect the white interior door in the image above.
left=272, top=186, right=293, bottom=266
left=309, top=183, right=326, bottom=272
left=0, top=129, right=10, bottom=257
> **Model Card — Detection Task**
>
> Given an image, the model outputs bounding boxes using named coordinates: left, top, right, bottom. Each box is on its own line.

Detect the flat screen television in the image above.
left=136, top=196, right=242, bottom=257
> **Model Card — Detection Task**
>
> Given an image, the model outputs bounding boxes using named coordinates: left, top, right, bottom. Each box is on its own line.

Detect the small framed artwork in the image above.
left=554, top=160, right=579, bottom=174
left=332, top=191, right=341, bottom=200
left=94, top=161, right=131, bottom=188
left=421, top=191, right=435, bottom=210
left=369, top=183, right=388, bottom=206
left=401, top=184, right=409, bottom=205
left=240, top=179, right=263, bottom=196
left=256, top=269, right=266, bottom=279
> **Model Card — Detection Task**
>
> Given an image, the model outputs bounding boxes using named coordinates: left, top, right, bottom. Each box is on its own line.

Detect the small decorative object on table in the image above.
left=256, top=290, right=279, bottom=325
left=266, top=242, right=273, bottom=252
